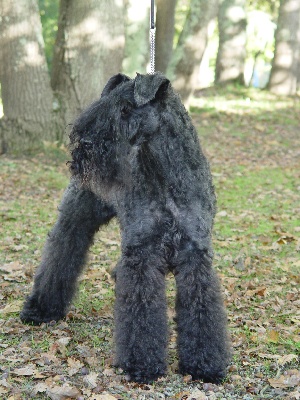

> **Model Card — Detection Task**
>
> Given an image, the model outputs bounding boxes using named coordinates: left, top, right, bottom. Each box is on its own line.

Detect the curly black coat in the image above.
left=21, top=73, right=231, bottom=383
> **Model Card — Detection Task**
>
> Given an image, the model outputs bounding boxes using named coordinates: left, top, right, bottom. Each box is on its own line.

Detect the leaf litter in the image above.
left=0, top=88, right=299, bottom=399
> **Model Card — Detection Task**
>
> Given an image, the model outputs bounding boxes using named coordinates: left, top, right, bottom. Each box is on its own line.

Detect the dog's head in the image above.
left=69, top=72, right=173, bottom=193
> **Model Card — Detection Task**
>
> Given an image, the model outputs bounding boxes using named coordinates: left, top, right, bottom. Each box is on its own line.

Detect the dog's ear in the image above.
left=134, top=73, right=170, bottom=107
left=101, top=73, right=131, bottom=98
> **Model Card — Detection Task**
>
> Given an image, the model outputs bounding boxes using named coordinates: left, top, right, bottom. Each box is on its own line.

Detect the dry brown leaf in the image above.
left=56, top=337, right=71, bottom=357
left=67, top=357, right=83, bottom=376
left=182, top=374, right=192, bottom=383
left=187, top=389, right=207, bottom=400
left=258, top=353, right=280, bottom=360
left=267, top=329, right=279, bottom=343
left=258, top=353, right=298, bottom=366
left=33, top=382, right=48, bottom=394
left=0, top=387, right=9, bottom=395
left=86, top=356, right=98, bottom=367
left=287, top=390, right=300, bottom=400
left=269, top=370, right=300, bottom=388
left=46, top=383, right=81, bottom=400
left=102, top=368, right=115, bottom=377
left=0, top=261, right=23, bottom=273
left=278, top=354, right=298, bottom=365
left=246, top=287, right=267, bottom=297
left=0, top=379, right=11, bottom=390
left=11, top=366, right=36, bottom=376
left=83, top=372, right=98, bottom=389
left=39, top=352, right=59, bottom=365
left=174, top=392, right=189, bottom=399
left=90, top=394, right=118, bottom=400
left=57, top=337, right=71, bottom=346
left=0, top=300, right=23, bottom=314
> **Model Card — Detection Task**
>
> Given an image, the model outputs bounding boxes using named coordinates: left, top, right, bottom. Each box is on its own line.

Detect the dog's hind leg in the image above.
left=114, top=248, right=168, bottom=383
left=173, top=240, right=231, bottom=383
left=20, top=180, right=115, bottom=325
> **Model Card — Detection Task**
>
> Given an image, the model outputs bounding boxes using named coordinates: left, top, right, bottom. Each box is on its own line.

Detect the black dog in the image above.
left=21, top=72, right=231, bottom=383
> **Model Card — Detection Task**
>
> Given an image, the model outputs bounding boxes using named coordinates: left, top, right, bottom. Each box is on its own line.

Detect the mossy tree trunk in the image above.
left=215, top=0, right=247, bottom=85
left=51, top=0, right=125, bottom=133
left=167, top=0, right=218, bottom=108
left=268, top=0, right=300, bottom=95
left=0, top=0, right=55, bottom=153
left=155, top=0, right=177, bottom=74
left=0, top=0, right=126, bottom=153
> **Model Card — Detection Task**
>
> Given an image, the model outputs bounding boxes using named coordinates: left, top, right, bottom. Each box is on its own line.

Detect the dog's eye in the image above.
left=121, top=104, right=132, bottom=118
left=80, top=138, right=93, bottom=149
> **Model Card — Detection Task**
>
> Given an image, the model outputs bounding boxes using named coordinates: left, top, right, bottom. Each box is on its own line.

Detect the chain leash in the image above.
left=149, top=0, right=155, bottom=74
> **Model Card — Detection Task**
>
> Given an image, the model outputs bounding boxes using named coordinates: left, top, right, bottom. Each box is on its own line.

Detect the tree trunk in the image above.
left=268, top=0, right=300, bottom=95
left=298, top=45, right=300, bottom=91
left=215, top=0, right=247, bottom=85
left=51, top=0, right=125, bottom=130
left=123, top=0, right=149, bottom=76
left=0, top=0, right=54, bottom=153
left=155, top=0, right=177, bottom=73
left=167, top=0, right=218, bottom=108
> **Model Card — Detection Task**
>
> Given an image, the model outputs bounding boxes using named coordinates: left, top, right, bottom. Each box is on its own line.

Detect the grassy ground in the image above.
left=0, top=86, right=299, bottom=399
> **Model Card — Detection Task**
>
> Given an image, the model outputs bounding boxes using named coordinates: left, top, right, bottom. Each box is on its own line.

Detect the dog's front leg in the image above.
left=20, top=180, right=115, bottom=325
left=114, top=248, right=168, bottom=383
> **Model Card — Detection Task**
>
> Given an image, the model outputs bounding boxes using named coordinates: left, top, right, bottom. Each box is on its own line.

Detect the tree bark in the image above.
left=215, top=0, right=247, bottom=85
left=167, top=0, right=218, bottom=108
left=268, top=0, right=300, bottom=95
left=123, top=0, right=149, bottom=76
left=155, top=0, right=177, bottom=74
left=0, top=0, right=54, bottom=153
left=51, top=0, right=125, bottom=130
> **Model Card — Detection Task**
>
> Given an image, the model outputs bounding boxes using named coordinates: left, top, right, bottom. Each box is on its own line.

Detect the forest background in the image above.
left=0, top=0, right=300, bottom=152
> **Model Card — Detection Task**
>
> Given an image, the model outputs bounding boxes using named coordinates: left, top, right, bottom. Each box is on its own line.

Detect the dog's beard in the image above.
left=69, top=144, right=95, bottom=187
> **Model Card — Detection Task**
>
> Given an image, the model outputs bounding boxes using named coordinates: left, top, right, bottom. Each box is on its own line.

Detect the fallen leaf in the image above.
left=102, top=368, right=115, bottom=377
left=83, top=372, right=98, bottom=389
left=0, top=261, right=23, bottom=273
left=33, top=382, right=48, bottom=394
left=174, top=392, right=189, bottom=399
left=182, top=374, right=192, bottom=383
left=90, top=394, right=118, bottom=400
left=187, top=388, right=207, bottom=400
left=267, top=330, right=279, bottom=343
left=269, top=370, right=300, bottom=388
left=246, top=287, right=267, bottom=297
left=0, top=387, right=9, bottom=395
left=57, top=337, right=71, bottom=346
left=11, top=366, right=36, bottom=376
left=287, top=390, right=300, bottom=400
left=258, top=353, right=280, bottom=360
left=47, top=383, right=81, bottom=400
left=0, top=300, right=23, bottom=314
left=278, top=354, right=298, bottom=365
left=67, top=357, right=83, bottom=376
left=56, top=337, right=71, bottom=357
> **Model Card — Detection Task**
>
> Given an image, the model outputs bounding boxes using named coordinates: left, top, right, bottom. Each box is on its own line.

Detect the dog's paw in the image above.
left=116, top=362, right=165, bottom=384
left=125, top=369, right=165, bottom=384
left=20, top=296, right=65, bottom=325
left=180, top=367, right=226, bottom=384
